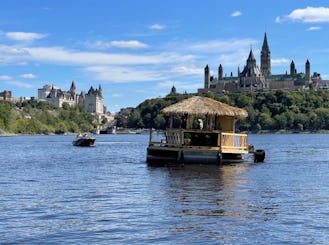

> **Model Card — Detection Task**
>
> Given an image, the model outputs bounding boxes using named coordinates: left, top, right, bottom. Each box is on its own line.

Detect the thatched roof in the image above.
left=161, top=96, right=248, bottom=118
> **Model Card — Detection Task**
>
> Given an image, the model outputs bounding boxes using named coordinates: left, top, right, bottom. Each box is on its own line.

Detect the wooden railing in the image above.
left=165, top=129, right=184, bottom=146
left=220, top=132, right=248, bottom=153
left=148, top=129, right=183, bottom=146
left=149, top=129, right=248, bottom=154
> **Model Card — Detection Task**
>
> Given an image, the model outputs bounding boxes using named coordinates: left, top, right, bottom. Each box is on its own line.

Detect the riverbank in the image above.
left=2, top=128, right=329, bottom=136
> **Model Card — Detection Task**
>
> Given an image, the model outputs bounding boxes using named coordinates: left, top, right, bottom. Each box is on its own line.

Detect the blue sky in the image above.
left=1, top=1, right=329, bottom=112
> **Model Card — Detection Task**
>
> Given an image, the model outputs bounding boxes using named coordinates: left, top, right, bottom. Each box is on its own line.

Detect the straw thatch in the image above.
left=161, top=96, right=248, bottom=118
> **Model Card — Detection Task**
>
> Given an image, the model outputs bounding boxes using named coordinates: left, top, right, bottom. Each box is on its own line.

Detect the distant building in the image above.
left=0, top=90, right=12, bottom=101
left=169, top=85, right=177, bottom=95
left=198, top=33, right=319, bottom=94
left=38, top=81, right=106, bottom=114
left=83, top=85, right=104, bottom=114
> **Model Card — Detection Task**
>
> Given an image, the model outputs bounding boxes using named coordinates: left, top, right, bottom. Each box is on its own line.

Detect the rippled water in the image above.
left=1, top=133, right=329, bottom=244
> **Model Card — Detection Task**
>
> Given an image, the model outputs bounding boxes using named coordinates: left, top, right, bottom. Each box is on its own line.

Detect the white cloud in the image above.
left=156, top=80, right=202, bottom=92
left=20, top=73, right=36, bottom=79
left=170, top=65, right=203, bottom=76
left=112, top=93, right=123, bottom=98
left=0, top=46, right=29, bottom=55
left=307, top=26, right=321, bottom=31
left=2, top=45, right=196, bottom=68
left=6, top=80, right=34, bottom=89
left=149, top=24, right=166, bottom=30
left=5, top=32, right=47, bottom=41
left=188, top=38, right=258, bottom=53
left=278, top=6, right=329, bottom=23
left=84, top=65, right=165, bottom=83
left=10, top=46, right=166, bottom=65
left=231, top=11, right=242, bottom=17
left=0, top=75, right=12, bottom=81
left=275, top=16, right=282, bottom=23
left=0, top=37, right=269, bottom=86
left=271, top=58, right=290, bottom=65
left=88, top=40, right=149, bottom=49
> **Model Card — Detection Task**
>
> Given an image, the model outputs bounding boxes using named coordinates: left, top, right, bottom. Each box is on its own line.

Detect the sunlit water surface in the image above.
left=1, top=133, right=329, bottom=244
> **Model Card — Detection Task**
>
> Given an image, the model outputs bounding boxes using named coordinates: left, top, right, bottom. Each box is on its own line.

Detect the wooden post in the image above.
left=169, top=116, right=173, bottom=128
left=149, top=128, right=152, bottom=145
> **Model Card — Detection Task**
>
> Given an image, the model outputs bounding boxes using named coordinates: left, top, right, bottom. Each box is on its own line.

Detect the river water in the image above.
left=1, top=133, right=329, bottom=244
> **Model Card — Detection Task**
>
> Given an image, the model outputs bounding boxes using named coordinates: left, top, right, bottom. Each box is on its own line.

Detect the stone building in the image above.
left=83, top=85, right=104, bottom=114
left=38, top=81, right=106, bottom=114
left=0, top=90, right=12, bottom=101
left=199, top=33, right=317, bottom=94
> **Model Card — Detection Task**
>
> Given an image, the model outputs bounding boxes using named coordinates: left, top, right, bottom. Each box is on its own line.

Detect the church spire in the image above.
left=247, top=49, right=256, bottom=62
left=246, top=49, right=256, bottom=69
left=262, top=32, right=270, bottom=52
left=261, top=32, right=271, bottom=76
left=290, top=60, right=296, bottom=75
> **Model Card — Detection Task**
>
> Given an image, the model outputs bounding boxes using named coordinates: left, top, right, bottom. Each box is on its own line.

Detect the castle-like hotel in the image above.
left=198, top=33, right=327, bottom=94
left=38, top=82, right=106, bottom=114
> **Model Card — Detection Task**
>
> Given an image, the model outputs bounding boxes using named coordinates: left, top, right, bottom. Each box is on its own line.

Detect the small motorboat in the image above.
left=72, top=133, right=96, bottom=146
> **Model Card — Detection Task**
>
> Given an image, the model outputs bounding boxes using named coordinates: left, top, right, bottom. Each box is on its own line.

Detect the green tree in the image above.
left=153, top=114, right=166, bottom=129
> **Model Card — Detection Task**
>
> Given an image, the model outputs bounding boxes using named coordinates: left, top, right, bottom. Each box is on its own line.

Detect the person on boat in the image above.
left=197, top=119, right=203, bottom=130
left=181, top=114, right=187, bottom=129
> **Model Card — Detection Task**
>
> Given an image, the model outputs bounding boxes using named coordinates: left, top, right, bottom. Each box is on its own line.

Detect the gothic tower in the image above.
left=204, top=65, right=210, bottom=88
left=290, top=60, right=296, bottom=75
left=305, top=59, right=311, bottom=82
left=245, top=49, right=257, bottom=70
left=260, top=32, right=271, bottom=76
left=239, top=49, right=266, bottom=91
left=98, top=84, right=103, bottom=97
left=218, top=64, right=223, bottom=80
left=70, top=81, right=77, bottom=94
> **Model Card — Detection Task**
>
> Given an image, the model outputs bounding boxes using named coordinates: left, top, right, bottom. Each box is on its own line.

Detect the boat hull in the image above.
left=147, top=146, right=244, bottom=166
left=72, top=138, right=95, bottom=147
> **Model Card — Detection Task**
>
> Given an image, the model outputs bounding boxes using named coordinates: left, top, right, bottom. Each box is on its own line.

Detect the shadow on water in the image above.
left=143, top=163, right=265, bottom=243
left=147, top=163, right=251, bottom=218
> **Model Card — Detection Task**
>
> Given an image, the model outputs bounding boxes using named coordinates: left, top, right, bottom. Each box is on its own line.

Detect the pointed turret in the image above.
left=290, top=60, right=296, bottom=75
left=261, top=32, right=271, bottom=76
left=247, top=49, right=256, bottom=62
left=246, top=49, right=257, bottom=70
left=218, top=64, right=223, bottom=80
left=204, top=65, right=210, bottom=89
left=170, top=85, right=177, bottom=95
left=305, top=59, right=311, bottom=81
left=70, top=81, right=77, bottom=93
left=97, top=84, right=102, bottom=97
left=262, top=32, right=270, bottom=51
left=239, top=48, right=265, bottom=90
left=88, top=86, right=95, bottom=95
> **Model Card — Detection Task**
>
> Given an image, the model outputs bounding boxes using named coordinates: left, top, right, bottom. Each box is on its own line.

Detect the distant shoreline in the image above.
left=2, top=129, right=329, bottom=136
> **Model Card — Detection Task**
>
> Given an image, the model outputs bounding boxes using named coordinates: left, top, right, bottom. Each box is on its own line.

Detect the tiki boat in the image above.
left=147, top=96, right=265, bottom=166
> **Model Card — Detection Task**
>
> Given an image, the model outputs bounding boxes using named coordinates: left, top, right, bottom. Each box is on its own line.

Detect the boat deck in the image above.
left=147, top=129, right=250, bottom=165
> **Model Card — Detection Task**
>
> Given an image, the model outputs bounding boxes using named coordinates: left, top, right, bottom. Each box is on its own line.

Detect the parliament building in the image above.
left=198, top=33, right=326, bottom=94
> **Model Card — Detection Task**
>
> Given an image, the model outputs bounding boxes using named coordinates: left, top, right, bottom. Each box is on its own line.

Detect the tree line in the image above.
left=116, top=90, right=329, bottom=132
left=2, top=90, right=329, bottom=135
left=0, top=99, right=98, bottom=134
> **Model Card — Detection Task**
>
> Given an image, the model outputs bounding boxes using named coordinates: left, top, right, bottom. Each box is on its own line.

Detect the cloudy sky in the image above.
left=1, top=0, right=329, bottom=112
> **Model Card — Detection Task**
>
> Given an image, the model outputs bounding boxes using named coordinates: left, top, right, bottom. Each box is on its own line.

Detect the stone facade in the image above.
left=83, top=86, right=104, bottom=114
left=199, top=33, right=318, bottom=94
left=0, top=90, right=12, bottom=101
left=38, top=81, right=105, bottom=114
